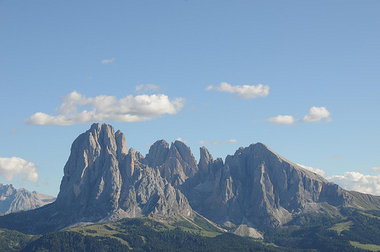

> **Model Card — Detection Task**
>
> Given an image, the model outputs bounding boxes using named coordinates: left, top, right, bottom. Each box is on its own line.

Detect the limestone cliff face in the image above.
left=185, top=143, right=380, bottom=230
left=55, top=123, right=192, bottom=222
left=145, top=140, right=198, bottom=186
left=0, top=184, right=55, bottom=214
left=0, top=124, right=193, bottom=233
left=56, top=124, right=123, bottom=218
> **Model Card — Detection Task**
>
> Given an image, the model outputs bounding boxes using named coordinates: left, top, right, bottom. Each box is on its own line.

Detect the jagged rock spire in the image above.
left=145, top=140, right=169, bottom=168
left=199, top=146, right=213, bottom=174
left=54, top=123, right=192, bottom=226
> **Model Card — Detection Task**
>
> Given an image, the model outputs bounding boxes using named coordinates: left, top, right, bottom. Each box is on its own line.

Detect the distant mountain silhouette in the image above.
left=0, top=183, right=54, bottom=214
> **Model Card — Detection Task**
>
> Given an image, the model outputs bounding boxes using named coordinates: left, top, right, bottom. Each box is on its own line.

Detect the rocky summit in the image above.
left=55, top=123, right=192, bottom=222
left=0, top=123, right=379, bottom=235
left=185, top=143, right=380, bottom=231
left=0, top=184, right=55, bottom=214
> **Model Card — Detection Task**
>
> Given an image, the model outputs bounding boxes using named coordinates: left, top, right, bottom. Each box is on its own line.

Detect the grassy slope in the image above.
left=350, top=241, right=380, bottom=252
left=328, top=221, right=353, bottom=235
left=2, top=209, right=380, bottom=251
left=21, top=218, right=287, bottom=252
left=264, top=209, right=380, bottom=251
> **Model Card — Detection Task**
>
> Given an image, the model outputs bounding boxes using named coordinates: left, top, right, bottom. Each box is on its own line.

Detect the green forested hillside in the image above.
left=264, top=209, right=380, bottom=251
left=0, top=229, right=36, bottom=251
left=1, top=210, right=380, bottom=251
left=21, top=218, right=286, bottom=252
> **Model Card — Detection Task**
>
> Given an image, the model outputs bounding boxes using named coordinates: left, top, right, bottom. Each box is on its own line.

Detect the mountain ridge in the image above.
left=0, top=183, right=55, bottom=214
left=0, top=123, right=379, bottom=235
left=185, top=141, right=380, bottom=231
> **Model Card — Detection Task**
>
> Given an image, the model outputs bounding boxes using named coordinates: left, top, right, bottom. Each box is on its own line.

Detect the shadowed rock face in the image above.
left=0, top=124, right=192, bottom=234
left=185, top=143, right=380, bottom=230
left=55, top=123, right=192, bottom=222
left=145, top=140, right=198, bottom=186
left=56, top=123, right=123, bottom=216
left=0, top=123, right=379, bottom=235
left=145, top=140, right=169, bottom=168
left=0, top=184, right=55, bottom=214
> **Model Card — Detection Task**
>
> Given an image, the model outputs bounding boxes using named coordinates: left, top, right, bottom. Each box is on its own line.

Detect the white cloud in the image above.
left=296, top=164, right=380, bottom=196
left=371, top=167, right=380, bottom=172
left=101, top=58, right=115, bottom=64
left=199, top=139, right=238, bottom=146
left=302, top=106, right=331, bottom=122
left=0, top=157, right=39, bottom=183
left=329, top=172, right=380, bottom=196
left=268, top=106, right=331, bottom=125
left=268, top=115, right=295, bottom=125
left=297, top=164, right=326, bottom=177
left=26, top=91, right=185, bottom=126
left=206, top=82, right=269, bottom=99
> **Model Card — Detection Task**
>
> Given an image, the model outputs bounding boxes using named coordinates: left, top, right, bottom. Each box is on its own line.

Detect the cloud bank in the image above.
left=26, top=91, right=184, bottom=125
left=0, top=157, right=39, bottom=183
left=371, top=167, right=380, bottom=172
left=297, top=164, right=380, bottom=196
left=206, top=82, right=269, bottom=99
left=329, top=172, right=380, bottom=196
left=268, top=106, right=331, bottom=125
left=199, top=139, right=238, bottom=146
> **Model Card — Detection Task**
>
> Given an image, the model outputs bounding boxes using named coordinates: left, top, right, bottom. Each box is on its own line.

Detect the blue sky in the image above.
left=1, top=0, right=380, bottom=196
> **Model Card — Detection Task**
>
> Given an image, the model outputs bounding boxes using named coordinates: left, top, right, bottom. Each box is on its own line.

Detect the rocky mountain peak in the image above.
left=56, top=123, right=122, bottom=217
left=115, top=130, right=128, bottom=156
left=152, top=140, right=198, bottom=186
left=185, top=141, right=380, bottom=231
left=199, top=146, right=213, bottom=174
left=0, top=183, right=16, bottom=196
left=145, top=140, right=169, bottom=168
left=0, top=183, right=55, bottom=214
left=43, top=124, right=193, bottom=231
left=170, top=140, right=198, bottom=177
left=231, top=142, right=274, bottom=158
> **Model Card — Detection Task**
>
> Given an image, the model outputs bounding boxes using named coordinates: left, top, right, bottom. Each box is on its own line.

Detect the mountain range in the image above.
left=0, top=183, right=55, bottom=214
left=0, top=123, right=379, bottom=240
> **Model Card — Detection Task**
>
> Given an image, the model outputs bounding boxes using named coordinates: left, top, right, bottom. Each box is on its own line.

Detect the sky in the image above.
left=0, top=0, right=380, bottom=197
